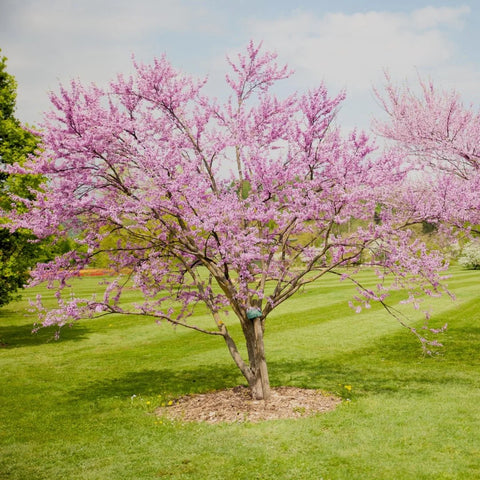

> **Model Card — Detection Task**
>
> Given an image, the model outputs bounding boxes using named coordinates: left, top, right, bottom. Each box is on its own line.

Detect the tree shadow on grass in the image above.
left=0, top=319, right=90, bottom=349
left=72, top=365, right=244, bottom=402
left=73, top=357, right=435, bottom=406
left=69, top=315, right=480, bottom=404
left=269, top=357, right=422, bottom=397
left=38, top=297, right=480, bottom=404
left=68, top=343, right=478, bottom=409
left=269, top=317, right=480, bottom=398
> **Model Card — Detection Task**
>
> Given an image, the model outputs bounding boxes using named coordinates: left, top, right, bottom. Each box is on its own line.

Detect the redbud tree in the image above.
left=5, top=43, right=450, bottom=400
left=374, top=74, right=480, bottom=233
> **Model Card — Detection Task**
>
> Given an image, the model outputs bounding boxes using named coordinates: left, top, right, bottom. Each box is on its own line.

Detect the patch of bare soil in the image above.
left=159, top=386, right=341, bottom=424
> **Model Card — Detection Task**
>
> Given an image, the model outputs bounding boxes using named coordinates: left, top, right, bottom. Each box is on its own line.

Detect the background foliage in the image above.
left=0, top=52, right=42, bottom=306
left=458, top=240, right=480, bottom=270
left=0, top=52, right=74, bottom=306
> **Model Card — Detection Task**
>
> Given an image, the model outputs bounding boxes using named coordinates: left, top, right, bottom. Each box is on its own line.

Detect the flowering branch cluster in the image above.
left=374, top=73, right=480, bottom=233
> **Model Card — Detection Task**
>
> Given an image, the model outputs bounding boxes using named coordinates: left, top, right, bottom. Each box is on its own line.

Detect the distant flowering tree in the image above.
left=4, top=43, right=451, bottom=400
left=373, top=74, right=480, bottom=234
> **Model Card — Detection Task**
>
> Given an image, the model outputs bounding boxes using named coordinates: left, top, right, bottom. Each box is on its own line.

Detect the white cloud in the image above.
left=1, top=1, right=477, bottom=131
left=17, top=0, right=215, bottom=39
left=246, top=6, right=471, bottom=94
left=411, top=6, right=470, bottom=30
left=1, top=0, right=222, bottom=123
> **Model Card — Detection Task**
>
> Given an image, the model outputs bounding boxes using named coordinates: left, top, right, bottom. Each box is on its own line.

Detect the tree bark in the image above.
left=239, top=315, right=271, bottom=401
left=250, top=316, right=271, bottom=400
left=217, top=312, right=271, bottom=401
left=208, top=278, right=271, bottom=401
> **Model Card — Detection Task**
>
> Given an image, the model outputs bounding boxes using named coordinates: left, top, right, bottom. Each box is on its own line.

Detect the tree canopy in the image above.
left=374, top=74, right=480, bottom=234
left=0, top=51, right=46, bottom=307
left=3, top=43, right=452, bottom=399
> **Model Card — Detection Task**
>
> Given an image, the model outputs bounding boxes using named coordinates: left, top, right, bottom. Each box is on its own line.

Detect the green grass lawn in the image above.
left=0, top=267, right=479, bottom=479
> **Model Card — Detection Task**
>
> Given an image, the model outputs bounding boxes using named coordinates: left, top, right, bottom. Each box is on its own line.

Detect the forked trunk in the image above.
left=242, top=316, right=271, bottom=401
left=216, top=309, right=271, bottom=401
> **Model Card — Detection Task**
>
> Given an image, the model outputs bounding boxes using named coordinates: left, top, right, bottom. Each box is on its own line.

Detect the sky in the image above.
left=1, top=0, right=480, bottom=132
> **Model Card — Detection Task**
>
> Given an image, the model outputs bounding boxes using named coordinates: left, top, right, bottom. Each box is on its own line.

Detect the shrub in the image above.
left=458, top=240, right=480, bottom=270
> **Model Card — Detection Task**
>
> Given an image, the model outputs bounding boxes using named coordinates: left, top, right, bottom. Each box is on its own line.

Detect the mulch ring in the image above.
left=158, top=385, right=341, bottom=424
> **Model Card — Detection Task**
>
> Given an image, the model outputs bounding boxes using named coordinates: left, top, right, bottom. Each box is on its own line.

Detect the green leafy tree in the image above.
left=0, top=51, right=46, bottom=306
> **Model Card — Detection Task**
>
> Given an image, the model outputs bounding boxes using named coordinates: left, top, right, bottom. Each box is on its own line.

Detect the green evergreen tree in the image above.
left=0, top=50, right=45, bottom=306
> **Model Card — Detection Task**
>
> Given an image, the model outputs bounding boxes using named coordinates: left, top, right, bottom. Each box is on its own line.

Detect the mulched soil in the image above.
left=158, top=385, right=341, bottom=424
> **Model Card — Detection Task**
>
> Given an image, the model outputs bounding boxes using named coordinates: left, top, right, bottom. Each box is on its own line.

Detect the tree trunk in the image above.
left=216, top=309, right=271, bottom=401
left=242, top=316, right=271, bottom=401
